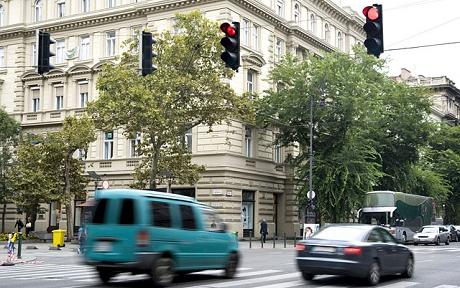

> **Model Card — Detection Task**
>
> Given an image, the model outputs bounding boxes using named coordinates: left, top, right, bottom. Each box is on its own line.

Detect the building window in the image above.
left=241, top=19, right=249, bottom=46
left=78, top=82, right=89, bottom=108
left=106, top=31, right=116, bottom=57
left=0, top=5, right=4, bottom=27
left=324, top=23, right=330, bottom=42
left=104, top=131, right=114, bottom=159
left=32, top=44, right=37, bottom=66
left=80, top=36, right=90, bottom=60
left=276, top=0, right=283, bottom=17
left=55, top=85, right=64, bottom=110
left=247, top=70, right=254, bottom=93
left=108, top=0, right=115, bottom=8
left=35, top=0, right=42, bottom=22
left=56, top=40, right=65, bottom=64
left=337, top=32, right=343, bottom=50
left=294, top=4, right=300, bottom=25
left=172, top=18, right=185, bottom=35
left=130, top=133, right=141, bottom=157
left=274, top=144, right=282, bottom=163
left=31, top=88, right=40, bottom=112
left=82, top=0, right=90, bottom=12
left=252, top=24, right=259, bottom=50
left=185, top=128, right=192, bottom=153
left=245, top=126, right=253, bottom=158
left=275, top=38, right=282, bottom=62
left=57, top=1, right=65, bottom=18
left=310, top=14, right=316, bottom=34
left=0, top=47, right=4, bottom=69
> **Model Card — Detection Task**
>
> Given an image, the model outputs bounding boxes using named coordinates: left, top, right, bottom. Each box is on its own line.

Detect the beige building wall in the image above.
left=0, top=0, right=365, bottom=237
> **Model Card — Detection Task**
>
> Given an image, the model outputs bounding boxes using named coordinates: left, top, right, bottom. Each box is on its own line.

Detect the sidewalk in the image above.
left=0, top=238, right=299, bottom=264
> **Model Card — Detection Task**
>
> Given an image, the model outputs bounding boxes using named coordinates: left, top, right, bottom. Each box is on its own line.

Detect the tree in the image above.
left=7, top=115, right=96, bottom=239
left=0, top=108, right=21, bottom=233
left=87, top=11, right=253, bottom=190
left=255, top=46, right=442, bottom=223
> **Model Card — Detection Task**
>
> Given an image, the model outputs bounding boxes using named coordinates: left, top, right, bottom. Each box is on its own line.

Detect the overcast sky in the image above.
left=332, top=0, right=460, bottom=85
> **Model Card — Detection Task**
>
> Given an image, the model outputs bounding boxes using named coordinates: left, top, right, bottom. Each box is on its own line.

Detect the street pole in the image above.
left=308, top=92, right=314, bottom=223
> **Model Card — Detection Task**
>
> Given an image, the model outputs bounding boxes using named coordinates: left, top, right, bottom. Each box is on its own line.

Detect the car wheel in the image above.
left=152, top=257, right=175, bottom=287
left=366, top=261, right=380, bottom=286
left=414, top=243, right=418, bottom=246
left=446, top=237, right=450, bottom=245
left=456, top=235, right=459, bottom=242
left=436, top=237, right=440, bottom=245
left=98, top=268, right=113, bottom=284
left=402, top=256, right=414, bottom=278
left=301, top=272, right=314, bottom=281
left=224, top=253, right=239, bottom=279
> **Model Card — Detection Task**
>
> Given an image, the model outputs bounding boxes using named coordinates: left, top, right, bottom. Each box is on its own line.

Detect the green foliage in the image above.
left=87, top=11, right=253, bottom=190
left=0, top=233, right=38, bottom=241
left=0, top=108, right=21, bottom=202
left=255, top=46, right=446, bottom=223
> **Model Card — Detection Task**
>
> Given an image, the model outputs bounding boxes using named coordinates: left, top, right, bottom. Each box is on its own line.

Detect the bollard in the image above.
left=249, top=231, right=252, bottom=249
left=294, top=232, right=297, bottom=247
left=17, top=232, right=22, bottom=259
left=261, top=233, right=264, bottom=248
left=284, top=232, right=286, bottom=248
left=273, top=233, right=275, bottom=248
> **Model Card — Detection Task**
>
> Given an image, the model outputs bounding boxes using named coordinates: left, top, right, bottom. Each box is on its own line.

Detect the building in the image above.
left=394, top=68, right=460, bottom=126
left=0, top=0, right=365, bottom=238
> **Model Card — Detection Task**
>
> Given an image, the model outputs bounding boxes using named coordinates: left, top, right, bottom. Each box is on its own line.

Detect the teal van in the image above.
left=83, top=189, right=240, bottom=287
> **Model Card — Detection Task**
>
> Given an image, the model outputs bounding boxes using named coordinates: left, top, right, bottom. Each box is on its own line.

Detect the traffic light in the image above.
left=139, top=31, right=157, bottom=76
left=220, top=22, right=240, bottom=71
left=362, top=4, right=383, bottom=58
left=36, top=29, right=55, bottom=75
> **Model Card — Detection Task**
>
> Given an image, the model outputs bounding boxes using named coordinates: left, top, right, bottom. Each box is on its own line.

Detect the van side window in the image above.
left=180, top=205, right=196, bottom=230
left=152, top=201, right=171, bottom=227
left=120, top=199, right=135, bottom=225
left=92, top=199, right=108, bottom=224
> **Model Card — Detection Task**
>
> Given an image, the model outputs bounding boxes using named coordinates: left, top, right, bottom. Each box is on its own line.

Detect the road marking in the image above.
left=185, top=272, right=301, bottom=288
left=378, top=281, right=419, bottom=288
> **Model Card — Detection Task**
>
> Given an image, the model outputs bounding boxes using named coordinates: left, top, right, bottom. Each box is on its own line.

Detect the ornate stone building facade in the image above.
left=0, top=0, right=364, bottom=237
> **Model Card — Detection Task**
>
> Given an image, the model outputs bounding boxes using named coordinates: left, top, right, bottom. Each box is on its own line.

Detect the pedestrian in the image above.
left=77, top=225, right=87, bottom=254
left=14, top=218, right=24, bottom=232
left=260, top=219, right=268, bottom=243
left=25, top=217, right=32, bottom=237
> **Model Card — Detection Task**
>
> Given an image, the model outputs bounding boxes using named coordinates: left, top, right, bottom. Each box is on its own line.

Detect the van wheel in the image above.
left=98, top=268, right=113, bottom=284
left=224, top=253, right=239, bottom=279
left=152, top=257, right=175, bottom=287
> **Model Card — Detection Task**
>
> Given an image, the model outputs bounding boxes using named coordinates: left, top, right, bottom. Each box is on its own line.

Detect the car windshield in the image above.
left=419, top=227, right=438, bottom=233
left=312, top=226, right=367, bottom=241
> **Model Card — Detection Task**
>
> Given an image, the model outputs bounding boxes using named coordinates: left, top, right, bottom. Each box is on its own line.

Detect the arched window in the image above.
left=337, top=32, right=343, bottom=50
left=294, top=4, right=300, bottom=25
left=324, top=23, right=330, bottom=42
left=35, top=0, right=43, bottom=22
left=310, top=14, right=316, bottom=34
left=0, top=5, right=4, bottom=27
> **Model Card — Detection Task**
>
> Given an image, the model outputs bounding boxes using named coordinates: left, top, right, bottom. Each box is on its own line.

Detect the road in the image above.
left=0, top=240, right=459, bottom=287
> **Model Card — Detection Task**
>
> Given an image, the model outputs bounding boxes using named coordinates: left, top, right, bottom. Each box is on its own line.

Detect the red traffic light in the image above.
left=363, top=6, right=380, bottom=21
left=220, top=23, right=237, bottom=37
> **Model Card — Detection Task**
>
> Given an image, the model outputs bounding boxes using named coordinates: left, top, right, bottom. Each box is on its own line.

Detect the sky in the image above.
left=331, top=0, right=460, bottom=85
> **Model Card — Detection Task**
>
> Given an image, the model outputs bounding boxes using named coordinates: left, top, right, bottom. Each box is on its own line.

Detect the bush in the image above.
left=0, top=233, right=39, bottom=242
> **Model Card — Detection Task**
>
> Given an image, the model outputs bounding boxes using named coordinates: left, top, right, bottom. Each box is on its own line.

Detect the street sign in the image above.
left=102, top=180, right=110, bottom=189
left=307, top=190, right=315, bottom=199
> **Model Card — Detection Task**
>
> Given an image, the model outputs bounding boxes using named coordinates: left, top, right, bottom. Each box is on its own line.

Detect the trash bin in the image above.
left=52, top=229, right=66, bottom=247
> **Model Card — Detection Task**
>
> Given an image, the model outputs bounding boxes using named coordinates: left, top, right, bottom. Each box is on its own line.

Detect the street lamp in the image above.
left=160, top=170, right=176, bottom=193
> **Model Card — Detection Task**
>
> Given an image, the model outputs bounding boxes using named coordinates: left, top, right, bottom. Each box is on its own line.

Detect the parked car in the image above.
left=445, top=225, right=459, bottom=242
left=295, top=224, right=414, bottom=286
left=413, top=225, right=450, bottom=246
left=83, top=189, right=240, bottom=286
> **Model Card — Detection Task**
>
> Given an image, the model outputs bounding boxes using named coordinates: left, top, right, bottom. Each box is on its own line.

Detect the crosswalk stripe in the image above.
left=185, top=272, right=301, bottom=288
left=378, top=281, right=419, bottom=288
left=261, top=280, right=305, bottom=288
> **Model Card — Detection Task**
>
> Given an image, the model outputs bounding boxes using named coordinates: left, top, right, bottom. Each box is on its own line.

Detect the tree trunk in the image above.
left=64, top=156, right=74, bottom=241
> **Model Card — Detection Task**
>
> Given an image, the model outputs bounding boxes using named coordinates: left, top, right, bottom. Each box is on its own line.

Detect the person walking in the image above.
left=260, top=219, right=268, bottom=243
left=25, top=217, right=32, bottom=237
left=14, top=218, right=24, bottom=233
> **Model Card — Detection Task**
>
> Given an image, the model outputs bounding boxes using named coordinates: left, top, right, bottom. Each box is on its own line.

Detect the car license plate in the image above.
left=313, top=246, right=336, bottom=253
left=93, top=241, right=112, bottom=252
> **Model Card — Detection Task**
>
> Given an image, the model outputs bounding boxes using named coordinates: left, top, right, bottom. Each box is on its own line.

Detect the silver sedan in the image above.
left=413, top=225, right=450, bottom=246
